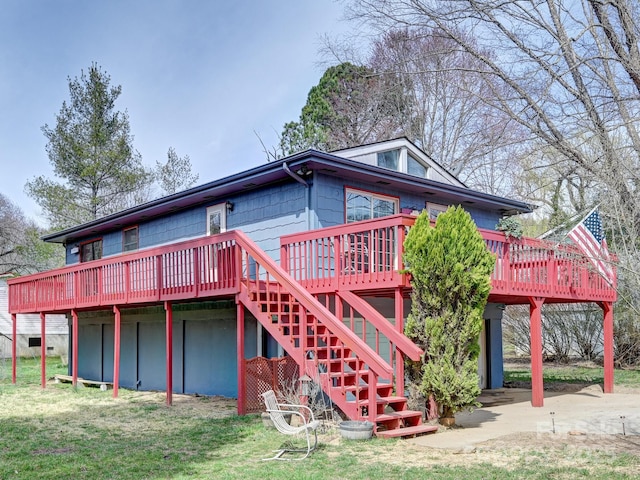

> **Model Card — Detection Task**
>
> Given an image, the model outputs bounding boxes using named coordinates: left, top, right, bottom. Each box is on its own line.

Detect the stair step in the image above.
left=375, top=424, right=439, bottom=439
left=375, top=410, right=423, bottom=423
left=379, top=395, right=407, bottom=408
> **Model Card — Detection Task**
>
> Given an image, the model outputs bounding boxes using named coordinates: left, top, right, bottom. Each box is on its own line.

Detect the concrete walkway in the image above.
left=409, top=386, right=640, bottom=450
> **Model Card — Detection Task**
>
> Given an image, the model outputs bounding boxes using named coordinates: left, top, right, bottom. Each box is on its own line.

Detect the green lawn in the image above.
left=0, top=357, right=638, bottom=479
left=503, top=361, right=640, bottom=387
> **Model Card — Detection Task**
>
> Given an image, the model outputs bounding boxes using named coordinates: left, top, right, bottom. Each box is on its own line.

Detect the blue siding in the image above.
left=231, top=181, right=308, bottom=262
left=74, top=302, right=258, bottom=397
left=120, top=323, right=138, bottom=388
left=66, top=180, right=311, bottom=265
left=313, top=173, right=501, bottom=229
left=103, top=323, right=114, bottom=382
left=78, top=323, right=102, bottom=380
left=140, top=208, right=204, bottom=249
left=138, top=320, right=166, bottom=391
left=314, top=174, right=344, bottom=228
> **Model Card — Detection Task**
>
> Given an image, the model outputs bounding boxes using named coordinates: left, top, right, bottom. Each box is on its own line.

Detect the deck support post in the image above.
left=237, top=301, right=246, bottom=415
left=394, top=288, right=405, bottom=398
left=40, top=312, right=46, bottom=389
left=113, top=306, right=121, bottom=398
left=72, top=309, right=79, bottom=388
left=600, top=301, right=614, bottom=393
left=11, top=313, right=16, bottom=384
left=165, top=301, right=173, bottom=406
left=528, top=297, right=544, bottom=407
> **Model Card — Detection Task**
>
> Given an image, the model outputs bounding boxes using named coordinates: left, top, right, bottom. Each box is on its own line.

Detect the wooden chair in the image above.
left=260, top=390, right=321, bottom=461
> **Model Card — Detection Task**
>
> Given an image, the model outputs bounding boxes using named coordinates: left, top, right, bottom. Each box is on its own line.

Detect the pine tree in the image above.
left=404, top=206, right=495, bottom=421
left=27, top=63, right=153, bottom=229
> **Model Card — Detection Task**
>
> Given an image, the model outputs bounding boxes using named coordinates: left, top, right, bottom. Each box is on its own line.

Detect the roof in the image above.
left=43, top=143, right=534, bottom=245
left=331, top=137, right=466, bottom=188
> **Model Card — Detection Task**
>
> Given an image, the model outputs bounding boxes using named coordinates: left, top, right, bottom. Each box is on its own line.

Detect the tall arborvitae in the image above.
left=404, top=206, right=495, bottom=421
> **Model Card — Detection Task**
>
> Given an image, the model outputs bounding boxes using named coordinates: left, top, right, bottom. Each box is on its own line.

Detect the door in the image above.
left=206, top=204, right=227, bottom=235
left=206, top=204, right=227, bottom=282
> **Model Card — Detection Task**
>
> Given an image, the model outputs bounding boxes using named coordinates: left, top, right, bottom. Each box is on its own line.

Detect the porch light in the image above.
left=299, top=374, right=313, bottom=396
left=226, top=201, right=234, bottom=213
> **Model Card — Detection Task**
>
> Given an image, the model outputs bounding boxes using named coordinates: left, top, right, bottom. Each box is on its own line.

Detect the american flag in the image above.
left=568, top=208, right=614, bottom=283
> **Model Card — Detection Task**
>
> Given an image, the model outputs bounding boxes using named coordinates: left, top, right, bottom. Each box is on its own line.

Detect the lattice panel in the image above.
left=244, top=356, right=299, bottom=413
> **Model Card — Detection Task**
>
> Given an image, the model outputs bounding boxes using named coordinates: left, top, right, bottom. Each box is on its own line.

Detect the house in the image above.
left=7, top=138, right=616, bottom=438
left=0, top=277, right=67, bottom=358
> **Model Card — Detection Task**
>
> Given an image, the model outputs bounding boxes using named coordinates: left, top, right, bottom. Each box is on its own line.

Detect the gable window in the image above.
left=426, top=202, right=449, bottom=221
left=377, top=149, right=399, bottom=170
left=346, top=188, right=399, bottom=223
left=123, top=226, right=139, bottom=252
left=407, top=154, right=427, bottom=178
left=80, top=239, right=103, bottom=263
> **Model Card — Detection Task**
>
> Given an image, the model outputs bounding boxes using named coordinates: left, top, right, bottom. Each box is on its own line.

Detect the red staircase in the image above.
left=236, top=232, right=436, bottom=437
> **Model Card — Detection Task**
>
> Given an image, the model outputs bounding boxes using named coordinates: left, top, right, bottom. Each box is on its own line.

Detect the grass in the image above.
left=503, top=359, right=640, bottom=387
left=0, top=357, right=639, bottom=479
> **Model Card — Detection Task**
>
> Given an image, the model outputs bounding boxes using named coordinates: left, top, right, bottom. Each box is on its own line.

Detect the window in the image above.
left=80, top=239, right=103, bottom=263
left=206, top=204, right=227, bottom=235
left=123, top=226, right=139, bottom=252
left=377, top=149, right=399, bottom=170
left=346, top=188, right=399, bottom=223
left=426, top=202, right=449, bottom=221
left=407, top=154, right=427, bottom=178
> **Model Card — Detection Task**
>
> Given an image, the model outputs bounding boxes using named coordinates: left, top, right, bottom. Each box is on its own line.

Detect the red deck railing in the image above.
left=280, top=214, right=617, bottom=304
left=8, top=232, right=240, bottom=314
left=8, top=215, right=617, bottom=314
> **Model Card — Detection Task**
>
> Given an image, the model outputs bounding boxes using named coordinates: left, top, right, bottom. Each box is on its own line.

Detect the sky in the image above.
left=0, top=1, right=351, bottom=226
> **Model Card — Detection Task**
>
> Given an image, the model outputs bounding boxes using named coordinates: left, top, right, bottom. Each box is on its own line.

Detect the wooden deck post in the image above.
left=237, top=302, right=246, bottom=415
left=165, top=301, right=173, bottom=406
left=72, top=309, right=78, bottom=388
left=601, top=301, right=614, bottom=393
left=113, top=306, right=121, bottom=398
left=40, top=312, right=46, bottom=389
left=529, top=297, right=544, bottom=407
left=395, top=288, right=405, bottom=398
left=11, top=313, right=16, bottom=384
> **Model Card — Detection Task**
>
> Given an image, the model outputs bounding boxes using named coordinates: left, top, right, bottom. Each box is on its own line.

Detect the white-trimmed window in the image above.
left=377, top=149, right=400, bottom=170
left=407, top=154, right=427, bottom=178
left=426, top=202, right=449, bottom=221
left=346, top=188, right=399, bottom=223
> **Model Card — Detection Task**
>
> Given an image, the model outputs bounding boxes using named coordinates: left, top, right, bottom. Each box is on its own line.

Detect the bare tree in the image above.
left=155, top=147, right=199, bottom=195
left=347, top=0, right=640, bottom=364
left=0, top=194, right=63, bottom=275
left=346, top=0, right=640, bottom=234
left=368, top=28, right=530, bottom=195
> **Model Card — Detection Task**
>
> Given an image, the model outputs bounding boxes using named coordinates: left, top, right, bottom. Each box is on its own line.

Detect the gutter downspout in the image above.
left=281, top=162, right=312, bottom=358
left=283, top=162, right=311, bottom=231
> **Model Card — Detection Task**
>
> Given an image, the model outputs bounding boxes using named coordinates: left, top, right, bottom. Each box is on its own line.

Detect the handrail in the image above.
left=233, top=230, right=393, bottom=378
left=337, top=290, right=422, bottom=361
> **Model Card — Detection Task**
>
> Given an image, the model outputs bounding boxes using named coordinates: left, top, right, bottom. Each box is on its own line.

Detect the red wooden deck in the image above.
left=6, top=215, right=616, bottom=419
left=280, top=214, right=617, bottom=304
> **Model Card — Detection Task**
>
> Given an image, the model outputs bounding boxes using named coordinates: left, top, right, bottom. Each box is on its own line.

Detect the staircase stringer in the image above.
left=233, top=230, right=398, bottom=424
left=238, top=283, right=381, bottom=422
